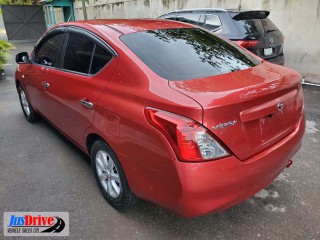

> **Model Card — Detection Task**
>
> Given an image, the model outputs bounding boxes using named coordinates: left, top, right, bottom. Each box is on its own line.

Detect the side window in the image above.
left=63, top=32, right=94, bottom=74
left=160, top=15, right=177, bottom=20
left=205, top=15, right=222, bottom=31
left=90, top=44, right=113, bottom=74
left=35, top=33, right=65, bottom=67
left=176, top=14, right=201, bottom=25
left=198, top=15, right=206, bottom=28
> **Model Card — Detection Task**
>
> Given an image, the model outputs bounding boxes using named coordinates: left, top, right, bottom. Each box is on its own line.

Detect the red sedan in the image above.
left=15, top=19, right=305, bottom=217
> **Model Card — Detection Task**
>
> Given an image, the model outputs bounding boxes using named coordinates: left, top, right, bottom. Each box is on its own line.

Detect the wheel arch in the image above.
left=15, top=79, right=21, bottom=89
left=86, top=133, right=105, bottom=155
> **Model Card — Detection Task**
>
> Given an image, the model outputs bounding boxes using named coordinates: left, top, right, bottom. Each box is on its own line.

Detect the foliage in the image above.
left=0, top=0, right=33, bottom=13
left=0, top=40, right=14, bottom=69
left=0, top=0, right=33, bottom=5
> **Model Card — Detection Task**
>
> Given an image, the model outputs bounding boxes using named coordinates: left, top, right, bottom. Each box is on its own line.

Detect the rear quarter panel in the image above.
left=86, top=42, right=203, bottom=206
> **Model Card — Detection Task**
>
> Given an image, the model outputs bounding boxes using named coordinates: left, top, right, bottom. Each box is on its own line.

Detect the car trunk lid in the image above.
left=169, top=63, right=303, bottom=160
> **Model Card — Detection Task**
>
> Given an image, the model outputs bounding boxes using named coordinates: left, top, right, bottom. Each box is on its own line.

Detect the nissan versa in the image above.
left=15, top=19, right=305, bottom=217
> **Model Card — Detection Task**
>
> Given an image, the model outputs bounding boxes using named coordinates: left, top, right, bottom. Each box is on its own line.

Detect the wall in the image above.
left=73, top=0, right=320, bottom=76
left=54, top=8, right=65, bottom=24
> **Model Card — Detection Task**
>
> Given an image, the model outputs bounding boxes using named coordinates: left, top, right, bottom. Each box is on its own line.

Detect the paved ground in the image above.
left=0, top=43, right=319, bottom=240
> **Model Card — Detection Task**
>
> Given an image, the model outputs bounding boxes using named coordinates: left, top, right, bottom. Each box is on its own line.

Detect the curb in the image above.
left=302, top=78, right=320, bottom=87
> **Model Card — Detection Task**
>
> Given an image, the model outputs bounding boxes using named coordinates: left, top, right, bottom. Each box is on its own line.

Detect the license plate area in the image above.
left=260, top=107, right=294, bottom=143
left=264, top=48, right=273, bottom=56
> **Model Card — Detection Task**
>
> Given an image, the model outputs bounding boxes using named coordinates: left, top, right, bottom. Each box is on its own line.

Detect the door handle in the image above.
left=80, top=98, right=94, bottom=109
left=42, top=81, right=50, bottom=88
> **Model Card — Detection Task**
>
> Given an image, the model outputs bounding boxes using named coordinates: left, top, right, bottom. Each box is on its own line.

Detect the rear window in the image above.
left=233, top=18, right=279, bottom=39
left=233, top=19, right=264, bottom=39
left=261, top=18, right=279, bottom=32
left=121, top=28, right=260, bottom=81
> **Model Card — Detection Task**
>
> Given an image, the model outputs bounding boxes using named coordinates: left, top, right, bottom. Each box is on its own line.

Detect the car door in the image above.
left=23, top=28, right=67, bottom=117
left=42, top=27, right=118, bottom=147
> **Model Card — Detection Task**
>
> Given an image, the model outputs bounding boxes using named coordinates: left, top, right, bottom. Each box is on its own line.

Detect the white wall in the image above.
left=73, top=0, right=320, bottom=76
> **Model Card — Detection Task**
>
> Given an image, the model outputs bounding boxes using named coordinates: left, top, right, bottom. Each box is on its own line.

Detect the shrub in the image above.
left=0, top=40, right=14, bottom=69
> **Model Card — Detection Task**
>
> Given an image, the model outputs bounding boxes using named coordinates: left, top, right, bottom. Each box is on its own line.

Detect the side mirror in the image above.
left=16, top=52, right=30, bottom=64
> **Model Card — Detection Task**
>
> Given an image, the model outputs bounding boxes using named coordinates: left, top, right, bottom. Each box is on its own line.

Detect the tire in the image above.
left=17, top=85, right=40, bottom=123
left=91, top=140, right=136, bottom=210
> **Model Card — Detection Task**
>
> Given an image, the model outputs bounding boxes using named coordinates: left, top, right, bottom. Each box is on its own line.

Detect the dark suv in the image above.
left=159, top=9, right=285, bottom=65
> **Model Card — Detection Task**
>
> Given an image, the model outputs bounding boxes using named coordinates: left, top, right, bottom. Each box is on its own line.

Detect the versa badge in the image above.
left=213, top=120, right=238, bottom=130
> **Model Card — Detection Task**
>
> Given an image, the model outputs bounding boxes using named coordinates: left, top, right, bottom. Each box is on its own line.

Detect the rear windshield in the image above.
left=121, top=28, right=261, bottom=81
left=233, top=18, right=279, bottom=39
left=261, top=18, right=279, bottom=32
left=233, top=19, right=264, bottom=39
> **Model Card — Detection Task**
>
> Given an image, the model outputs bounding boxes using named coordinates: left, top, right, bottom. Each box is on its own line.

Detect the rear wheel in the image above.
left=91, top=140, right=136, bottom=210
left=18, top=85, right=39, bottom=123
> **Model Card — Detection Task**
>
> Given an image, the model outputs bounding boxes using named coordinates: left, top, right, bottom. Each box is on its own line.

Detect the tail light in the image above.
left=235, top=40, right=259, bottom=48
left=296, top=82, right=304, bottom=113
left=144, top=108, right=230, bottom=162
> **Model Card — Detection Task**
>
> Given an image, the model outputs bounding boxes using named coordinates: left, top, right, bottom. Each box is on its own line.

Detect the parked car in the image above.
left=15, top=19, right=304, bottom=217
left=159, top=9, right=285, bottom=65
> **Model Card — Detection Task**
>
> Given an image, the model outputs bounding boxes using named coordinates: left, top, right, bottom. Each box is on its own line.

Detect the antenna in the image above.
left=94, top=0, right=111, bottom=20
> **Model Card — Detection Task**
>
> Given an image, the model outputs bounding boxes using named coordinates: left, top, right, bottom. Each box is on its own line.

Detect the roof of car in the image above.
left=162, top=8, right=257, bottom=15
left=226, top=9, right=254, bottom=13
left=164, top=8, right=228, bottom=14
left=167, top=8, right=227, bottom=13
left=61, top=19, right=195, bottom=34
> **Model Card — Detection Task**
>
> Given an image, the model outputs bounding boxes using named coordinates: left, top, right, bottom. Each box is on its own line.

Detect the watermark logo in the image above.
left=3, top=212, right=69, bottom=236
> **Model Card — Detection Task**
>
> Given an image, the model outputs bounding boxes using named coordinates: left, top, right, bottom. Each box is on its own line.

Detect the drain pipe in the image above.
left=81, top=0, right=88, bottom=20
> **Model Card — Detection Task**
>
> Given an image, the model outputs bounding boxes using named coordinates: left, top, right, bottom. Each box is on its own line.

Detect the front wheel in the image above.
left=91, top=140, right=136, bottom=210
left=18, top=85, right=40, bottom=123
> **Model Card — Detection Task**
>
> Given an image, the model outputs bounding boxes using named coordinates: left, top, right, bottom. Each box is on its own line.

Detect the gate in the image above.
left=1, top=5, right=46, bottom=41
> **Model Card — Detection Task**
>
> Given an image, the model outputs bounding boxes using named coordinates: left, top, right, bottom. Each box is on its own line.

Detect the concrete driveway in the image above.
left=0, top=43, right=319, bottom=240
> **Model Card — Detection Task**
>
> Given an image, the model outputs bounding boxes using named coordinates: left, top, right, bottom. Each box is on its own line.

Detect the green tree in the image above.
left=0, top=0, right=33, bottom=5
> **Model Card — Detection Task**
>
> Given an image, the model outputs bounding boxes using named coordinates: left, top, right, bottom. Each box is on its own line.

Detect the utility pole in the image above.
left=81, top=0, right=88, bottom=20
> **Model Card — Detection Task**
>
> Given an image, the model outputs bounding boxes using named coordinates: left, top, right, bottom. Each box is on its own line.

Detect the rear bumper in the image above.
left=265, top=54, right=285, bottom=65
left=169, top=112, right=305, bottom=217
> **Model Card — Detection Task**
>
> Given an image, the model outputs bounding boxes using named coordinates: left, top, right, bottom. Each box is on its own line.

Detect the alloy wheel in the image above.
left=20, top=89, right=30, bottom=116
left=95, top=150, right=121, bottom=198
